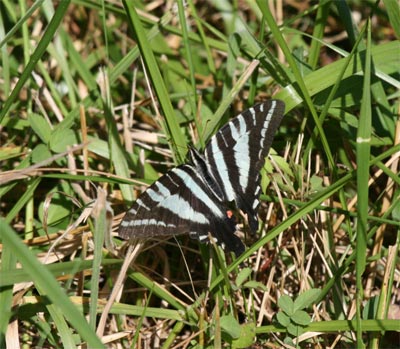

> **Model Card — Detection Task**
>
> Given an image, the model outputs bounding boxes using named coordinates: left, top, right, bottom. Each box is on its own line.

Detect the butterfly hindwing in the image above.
left=118, top=164, right=245, bottom=254
left=118, top=100, right=285, bottom=256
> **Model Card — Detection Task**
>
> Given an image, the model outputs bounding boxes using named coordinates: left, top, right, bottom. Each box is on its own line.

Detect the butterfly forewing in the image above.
left=118, top=100, right=285, bottom=256
left=204, top=100, right=285, bottom=232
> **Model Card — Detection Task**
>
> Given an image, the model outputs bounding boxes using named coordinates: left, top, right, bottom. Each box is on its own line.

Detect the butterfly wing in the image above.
left=203, top=100, right=285, bottom=232
left=119, top=100, right=284, bottom=256
left=118, top=164, right=245, bottom=255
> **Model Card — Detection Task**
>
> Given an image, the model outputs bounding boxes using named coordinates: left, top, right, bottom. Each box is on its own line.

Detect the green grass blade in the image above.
left=0, top=220, right=105, bottom=348
left=38, top=293, right=77, bottom=348
left=336, top=0, right=359, bottom=45
left=302, top=24, right=366, bottom=163
left=355, top=20, right=372, bottom=348
left=0, top=9, right=10, bottom=98
left=257, top=0, right=334, bottom=171
left=275, top=41, right=399, bottom=111
left=0, top=242, right=15, bottom=347
left=187, top=0, right=216, bottom=75
left=101, top=87, right=135, bottom=203
left=210, top=171, right=352, bottom=291
left=307, top=0, right=330, bottom=69
left=0, top=0, right=45, bottom=49
left=89, top=189, right=107, bottom=329
left=177, top=0, right=197, bottom=104
left=203, top=60, right=260, bottom=140
left=383, top=0, right=400, bottom=38
left=127, top=270, right=189, bottom=314
left=0, top=0, right=71, bottom=124
left=122, top=1, right=187, bottom=163
left=257, top=319, right=400, bottom=334
left=0, top=259, right=121, bottom=287
left=4, top=178, right=41, bottom=224
left=336, top=0, right=393, bottom=128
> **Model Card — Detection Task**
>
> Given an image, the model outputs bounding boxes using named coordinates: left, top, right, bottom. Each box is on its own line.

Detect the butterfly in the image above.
left=118, top=100, right=285, bottom=256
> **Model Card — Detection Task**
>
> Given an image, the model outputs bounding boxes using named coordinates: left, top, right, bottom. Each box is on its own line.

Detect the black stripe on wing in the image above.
left=204, top=100, right=285, bottom=233
left=118, top=164, right=245, bottom=256
left=118, top=100, right=285, bottom=257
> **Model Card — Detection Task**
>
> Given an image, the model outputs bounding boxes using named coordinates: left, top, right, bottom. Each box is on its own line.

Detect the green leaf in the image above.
left=49, top=127, right=78, bottom=153
left=276, top=311, right=291, bottom=327
left=278, top=294, right=295, bottom=316
left=283, top=336, right=294, bottom=346
left=294, top=289, right=321, bottom=311
left=242, top=280, right=267, bottom=291
left=292, top=310, right=311, bottom=326
left=87, top=136, right=110, bottom=159
left=391, top=196, right=400, bottom=221
left=235, top=267, right=252, bottom=287
left=31, top=144, right=52, bottom=164
left=28, top=113, right=52, bottom=143
left=310, top=175, right=324, bottom=194
left=38, top=183, right=73, bottom=228
left=287, top=322, right=304, bottom=337
left=220, top=315, right=241, bottom=339
left=231, top=322, right=256, bottom=349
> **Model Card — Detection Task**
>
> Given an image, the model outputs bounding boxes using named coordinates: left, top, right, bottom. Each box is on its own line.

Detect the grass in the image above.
left=0, top=1, right=399, bottom=348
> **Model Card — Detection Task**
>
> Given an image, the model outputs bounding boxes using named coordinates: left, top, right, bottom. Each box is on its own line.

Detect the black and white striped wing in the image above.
left=203, top=100, right=285, bottom=232
left=118, top=164, right=245, bottom=255
left=118, top=100, right=285, bottom=256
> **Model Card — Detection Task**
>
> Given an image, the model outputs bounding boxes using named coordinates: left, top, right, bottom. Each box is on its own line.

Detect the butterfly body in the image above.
left=118, top=100, right=285, bottom=256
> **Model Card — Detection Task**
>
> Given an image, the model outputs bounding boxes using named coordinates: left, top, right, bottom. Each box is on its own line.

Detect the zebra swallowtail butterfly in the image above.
left=118, top=100, right=285, bottom=256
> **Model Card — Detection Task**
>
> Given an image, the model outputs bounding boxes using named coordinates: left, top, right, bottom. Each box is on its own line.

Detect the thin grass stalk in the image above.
left=89, top=189, right=108, bottom=330
left=0, top=0, right=71, bottom=123
left=0, top=9, right=10, bottom=97
left=0, top=221, right=105, bottom=348
left=302, top=24, right=366, bottom=157
left=0, top=0, right=44, bottom=49
left=5, top=178, right=41, bottom=225
left=122, top=0, right=187, bottom=163
left=162, top=321, right=185, bottom=349
left=187, top=0, right=216, bottom=75
left=307, top=0, right=330, bottom=70
left=336, top=1, right=393, bottom=115
left=36, top=285, right=77, bottom=348
left=355, top=19, right=372, bottom=348
left=257, top=0, right=335, bottom=171
left=0, top=243, right=15, bottom=347
left=177, top=0, right=198, bottom=108
left=99, top=69, right=134, bottom=203
left=203, top=60, right=260, bottom=140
